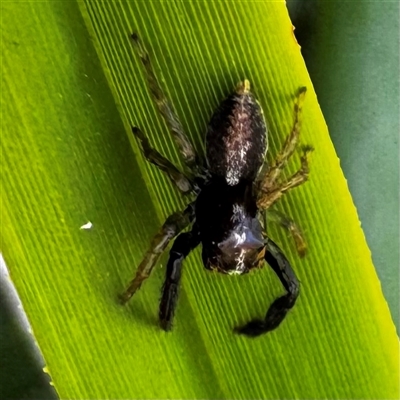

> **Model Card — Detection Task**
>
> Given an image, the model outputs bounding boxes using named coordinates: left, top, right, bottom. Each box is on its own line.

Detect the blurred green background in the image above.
left=1, top=1, right=398, bottom=399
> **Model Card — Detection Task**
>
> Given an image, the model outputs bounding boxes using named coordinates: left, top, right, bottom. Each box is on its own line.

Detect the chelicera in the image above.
left=119, top=33, right=313, bottom=337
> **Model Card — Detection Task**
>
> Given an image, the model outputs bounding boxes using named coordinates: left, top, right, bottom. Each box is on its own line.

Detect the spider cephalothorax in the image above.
left=119, top=34, right=312, bottom=337
left=196, top=176, right=264, bottom=275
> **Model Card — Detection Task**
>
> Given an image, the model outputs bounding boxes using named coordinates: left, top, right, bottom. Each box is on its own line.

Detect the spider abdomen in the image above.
left=205, top=80, right=268, bottom=186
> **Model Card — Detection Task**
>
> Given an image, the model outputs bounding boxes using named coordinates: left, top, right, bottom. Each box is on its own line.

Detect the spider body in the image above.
left=197, top=80, right=267, bottom=275
left=120, top=34, right=312, bottom=337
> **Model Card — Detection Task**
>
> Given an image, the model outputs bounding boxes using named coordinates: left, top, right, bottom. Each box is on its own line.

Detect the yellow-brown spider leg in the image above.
left=130, top=33, right=200, bottom=173
left=259, top=87, right=307, bottom=192
left=257, top=145, right=313, bottom=210
left=265, top=209, right=307, bottom=257
left=132, top=127, right=194, bottom=194
left=119, top=204, right=194, bottom=304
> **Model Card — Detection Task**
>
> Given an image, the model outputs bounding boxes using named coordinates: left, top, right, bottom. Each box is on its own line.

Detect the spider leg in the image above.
left=259, top=87, right=307, bottom=192
left=132, top=126, right=194, bottom=194
left=266, top=208, right=307, bottom=257
left=119, top=203, right=195, bottom=304
left=235, top=238, right=299, bottom=337
left=257, top=144, right=313, bottom=209
left=130, top=33, right=200, bottom=174
left=159, top=225, right=201, bottom=331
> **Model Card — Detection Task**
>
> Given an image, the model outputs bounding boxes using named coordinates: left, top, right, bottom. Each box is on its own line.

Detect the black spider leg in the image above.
left=119, top=203, right=195, bottom=304
left=130, top=33, right=202, bottom=175
left=235, top=238, right=300, bottom=337
left=132, top=126, right=197, bottom=194
left=159, top=224, right=201, bottom=331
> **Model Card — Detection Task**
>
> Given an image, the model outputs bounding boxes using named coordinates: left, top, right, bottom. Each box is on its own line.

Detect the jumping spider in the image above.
left=119, top=33, right=313, bottom=337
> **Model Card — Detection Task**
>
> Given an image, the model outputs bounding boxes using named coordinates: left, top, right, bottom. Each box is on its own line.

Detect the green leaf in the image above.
left=1, top=1, right=398, bottom=399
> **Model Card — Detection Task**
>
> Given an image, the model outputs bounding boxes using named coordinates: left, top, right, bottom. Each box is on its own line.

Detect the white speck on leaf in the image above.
left=80, top=221, right=93, bottom=230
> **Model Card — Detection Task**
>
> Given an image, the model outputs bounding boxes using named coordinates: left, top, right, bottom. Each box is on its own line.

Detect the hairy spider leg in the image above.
left=119, top=204, right=195, bottom=304
left=257, top=145, right=313, bottom=210
left=130, top=33, right=200, bottom=174
left=258, top=86, right=307, bottom=194
left=159, top=227, right=201, bottom=330
left=235, top=238, right=300, bottom=337
left=266, top=208, right=307, bottom=257
left=132, top=127, right=194, bottom=194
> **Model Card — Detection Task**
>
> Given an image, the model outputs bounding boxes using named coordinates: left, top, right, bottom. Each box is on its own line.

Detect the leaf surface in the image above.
left=1, top=1, right=398, bottom=399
